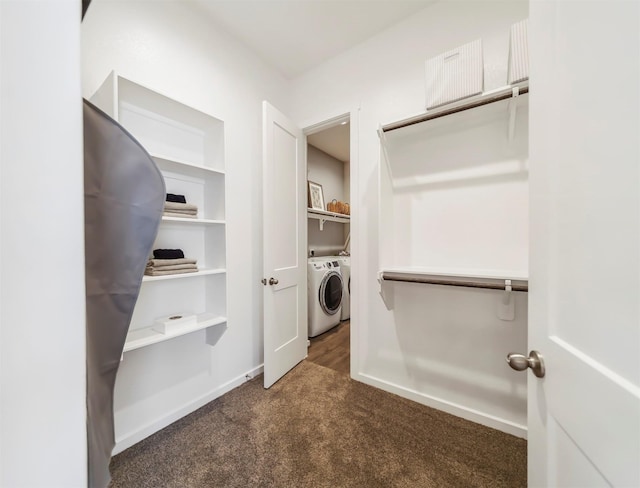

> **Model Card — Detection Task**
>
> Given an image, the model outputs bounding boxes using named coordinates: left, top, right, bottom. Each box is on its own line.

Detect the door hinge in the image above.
left=261, top=278, right=267, bottom=285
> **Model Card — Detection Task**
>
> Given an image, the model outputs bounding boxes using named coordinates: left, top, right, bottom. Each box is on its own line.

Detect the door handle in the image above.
left=506, top=350, right=545, bottom=378
left=269, top=277, right=279, bottom=285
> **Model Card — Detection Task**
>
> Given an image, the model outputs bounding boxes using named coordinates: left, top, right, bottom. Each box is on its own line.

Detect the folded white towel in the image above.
left=145, top=268, right=199, bottom=277
left=164, top=201, right=198, bottom=212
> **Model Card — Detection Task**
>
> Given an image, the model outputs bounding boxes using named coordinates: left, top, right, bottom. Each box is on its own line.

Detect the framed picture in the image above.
left=308, top=181, right=325, bottom=210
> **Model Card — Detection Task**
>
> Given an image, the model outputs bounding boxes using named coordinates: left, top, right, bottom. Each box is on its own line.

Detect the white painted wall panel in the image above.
left=386, top=99, right=529, bottom=274
left=1, top=1, right=86, bottom=485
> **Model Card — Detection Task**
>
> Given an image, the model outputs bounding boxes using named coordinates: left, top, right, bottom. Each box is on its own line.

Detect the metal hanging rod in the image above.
left=380, top=271, right=528, bottom=292
left=381, top=82, right=529, bottom=133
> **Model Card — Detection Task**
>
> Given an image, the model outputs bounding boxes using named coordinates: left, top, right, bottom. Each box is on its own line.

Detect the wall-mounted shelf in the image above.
left=161, top=216, right=225, bottom=225
left=123, top=313, right=226, bottom=352
left=380, top=81, right=529, bottom=133
left=308, top=208, right=350, bottom=230
left=142, top=268, right=226, bottom=283
left=150, top=154, right=225, bottom=177
left=379, top=267, right=528, bottom=291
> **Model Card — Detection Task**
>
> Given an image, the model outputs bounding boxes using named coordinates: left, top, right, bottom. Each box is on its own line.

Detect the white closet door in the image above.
left=527, top=1, right=640, bottom=486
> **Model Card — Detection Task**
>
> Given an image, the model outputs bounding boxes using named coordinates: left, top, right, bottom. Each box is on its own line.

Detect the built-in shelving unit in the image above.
left=91, top=71, right=227, bottom=352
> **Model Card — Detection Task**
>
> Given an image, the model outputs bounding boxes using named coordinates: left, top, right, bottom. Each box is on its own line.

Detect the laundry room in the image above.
left=306, top=120, right=351, bottom=370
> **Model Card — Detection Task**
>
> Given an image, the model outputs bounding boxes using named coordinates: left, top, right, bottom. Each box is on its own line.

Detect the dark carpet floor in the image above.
left=109, top=361, right=526, bottom=487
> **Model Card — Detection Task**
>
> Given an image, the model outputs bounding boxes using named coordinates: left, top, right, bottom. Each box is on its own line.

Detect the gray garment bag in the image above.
left=84, top=99, right=165, bottom=487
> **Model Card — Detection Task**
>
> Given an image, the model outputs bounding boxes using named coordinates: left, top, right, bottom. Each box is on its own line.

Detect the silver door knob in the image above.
left=506, top=350, right=545, bottom=378
left=269, top=277, right=279, bottom=285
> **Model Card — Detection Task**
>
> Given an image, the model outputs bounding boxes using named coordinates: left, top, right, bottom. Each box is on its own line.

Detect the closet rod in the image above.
left=380, top=271, right=529, bottom=292
left=382, top=83, right=529, bottom=133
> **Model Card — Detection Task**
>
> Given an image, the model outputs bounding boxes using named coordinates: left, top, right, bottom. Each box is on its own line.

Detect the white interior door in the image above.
left=262, top=101, right=307, bottom=388
left=527, top=2, right=640, bottom=486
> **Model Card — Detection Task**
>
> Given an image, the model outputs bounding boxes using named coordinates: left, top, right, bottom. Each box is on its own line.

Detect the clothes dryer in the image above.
left=307, top=257, right=343, bottom=337
left=327, top=255, right=350, bottom=320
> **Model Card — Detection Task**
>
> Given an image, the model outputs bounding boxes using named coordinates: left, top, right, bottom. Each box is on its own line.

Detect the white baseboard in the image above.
left=355, top=372, right=527, bottom=439
left=113, top=364, right=265, bottom=455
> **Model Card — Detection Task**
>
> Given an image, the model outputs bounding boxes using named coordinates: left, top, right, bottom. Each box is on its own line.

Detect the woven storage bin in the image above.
left=327, top=199, right=350, bottom=215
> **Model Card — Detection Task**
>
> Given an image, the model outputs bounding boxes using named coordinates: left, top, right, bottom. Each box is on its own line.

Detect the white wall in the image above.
left=382, top=98, right=529, bottom=273
left=0, top=1, right=86, bottom=486
left=307, top=144, right=348, bottom=256
left=291, top=0, right=529, bottom=435
left=82, top=0, right=289, bottom=452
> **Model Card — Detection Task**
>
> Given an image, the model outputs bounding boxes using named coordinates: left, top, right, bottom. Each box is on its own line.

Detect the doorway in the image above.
left=304, top=114, right=352, bottom=376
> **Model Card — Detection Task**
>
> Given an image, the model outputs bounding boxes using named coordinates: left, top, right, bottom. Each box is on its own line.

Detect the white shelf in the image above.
left=161, top=216, right=225, bottom=225
left=150, top=153, right=225, bottom=176
left=380, top=81, right=529, bottom=133
left=123, top=313, right=227, bottom=353
left=142, top=268, right=226, bottom=283
left=379, top=266, right=528, bottom=292
left=308, top=208, right=350, bottom=230
left=380, top=266, right=527, bottom=281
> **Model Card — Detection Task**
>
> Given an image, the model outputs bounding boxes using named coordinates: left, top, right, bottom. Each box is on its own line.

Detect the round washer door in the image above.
left=319, top=270, right=343, bottom=315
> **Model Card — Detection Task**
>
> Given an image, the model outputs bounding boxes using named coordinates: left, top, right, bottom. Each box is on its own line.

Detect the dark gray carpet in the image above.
left=109, top=361, right=526, bottom=487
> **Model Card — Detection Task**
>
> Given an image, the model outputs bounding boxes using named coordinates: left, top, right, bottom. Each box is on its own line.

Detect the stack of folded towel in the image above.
left=164, top=193, right=198, bottom=219
left=145, top=248, right=198, bottom=276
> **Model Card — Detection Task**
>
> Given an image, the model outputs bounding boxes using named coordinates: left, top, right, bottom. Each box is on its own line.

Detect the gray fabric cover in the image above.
left=83, top=99, right=165, bottom=487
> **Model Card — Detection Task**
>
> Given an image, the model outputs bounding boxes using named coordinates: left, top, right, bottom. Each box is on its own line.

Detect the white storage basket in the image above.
left=508, top=19, right=529, bottom=84
left=425, top=39, right=484, bottom=110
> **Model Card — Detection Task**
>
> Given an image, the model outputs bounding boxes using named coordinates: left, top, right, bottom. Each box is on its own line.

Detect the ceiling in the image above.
left=307, top=122, right=350, bottom=163
left=190, top=0, right=435, bottom=79
left=188, top=1, right=435, bottom=162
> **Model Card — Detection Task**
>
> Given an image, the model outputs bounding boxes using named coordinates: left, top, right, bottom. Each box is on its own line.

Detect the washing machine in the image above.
left=327, top=255, right=350, bottom=320
left=307, top=257, right=343, bottom=337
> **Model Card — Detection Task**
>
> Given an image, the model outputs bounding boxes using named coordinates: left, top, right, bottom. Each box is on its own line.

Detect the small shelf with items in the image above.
left=90, top=71, right=227, bottom=352
left=308, top=208, right=350, bottom=230
left=380, top=81, right=529, bottom=134
left=142, top=268, right=226, bottom=283
left=123, top=313, right=227, bottom=353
